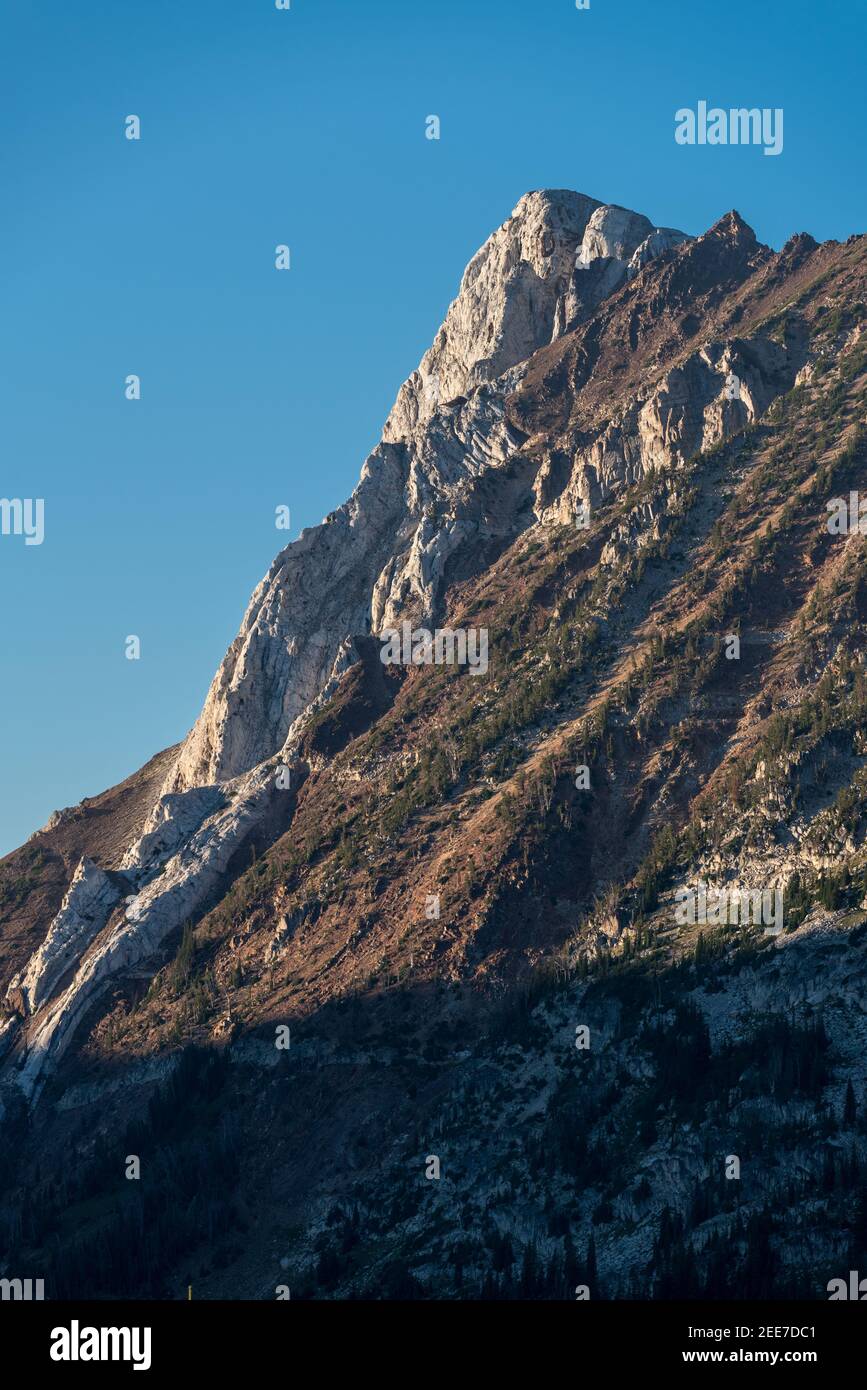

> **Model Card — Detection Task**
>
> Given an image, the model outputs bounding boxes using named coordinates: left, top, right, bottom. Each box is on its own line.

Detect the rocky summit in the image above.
left=2, top=189, right=867, bottom=1301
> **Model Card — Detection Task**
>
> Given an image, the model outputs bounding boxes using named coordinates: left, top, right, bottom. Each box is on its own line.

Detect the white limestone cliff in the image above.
left=5, top=858, right=122, bottom=1017
left=555, top=203, right=692, bottom=330
left=383, top=189, right=602, bottom=442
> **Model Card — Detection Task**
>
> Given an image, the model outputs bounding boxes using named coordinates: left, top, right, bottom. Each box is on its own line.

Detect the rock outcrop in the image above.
left=383, top=189, right=602, bottom=441
left=5, top=857, right=123, bottom=1017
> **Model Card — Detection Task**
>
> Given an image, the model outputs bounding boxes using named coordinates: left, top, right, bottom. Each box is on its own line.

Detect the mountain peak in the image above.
left=383, top=190, right=690, bottom=443
left=705, top=209, right=759, bottom=245
left=382, top=188, right=602, bottom=442
left=1, top=187, right=842, bottom=1123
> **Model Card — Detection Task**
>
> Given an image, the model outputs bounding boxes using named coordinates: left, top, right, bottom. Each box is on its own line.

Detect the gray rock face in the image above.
left=533, top=332, right=796, bottom=527
left=575, top=204, right=655, bottom=267
left=556, top=203, right=692, bottom=329
left=5, top=858, right=122, bottom=1017
left=628, top=226, right=692, bottom=277
left=383, top=189, right=602, bottom=442
left=121, top=786, right=226, bottom=876
left=13, top=764, right=278, bottom=1100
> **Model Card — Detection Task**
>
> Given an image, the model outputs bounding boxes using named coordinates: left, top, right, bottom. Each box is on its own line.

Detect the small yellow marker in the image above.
left=188, top=1286, right=192, bottom=1301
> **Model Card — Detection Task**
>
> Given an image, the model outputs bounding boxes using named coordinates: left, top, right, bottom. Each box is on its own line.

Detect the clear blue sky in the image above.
left=1, top=0, right=865, bottom=856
